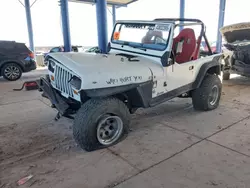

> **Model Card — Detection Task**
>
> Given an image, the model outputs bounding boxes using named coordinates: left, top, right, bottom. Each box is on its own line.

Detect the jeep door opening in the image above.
left=38, top=18, right=222, bottom=151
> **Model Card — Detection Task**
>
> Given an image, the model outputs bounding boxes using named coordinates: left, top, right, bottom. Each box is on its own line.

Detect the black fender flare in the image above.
left=193, top=56, right=222, bottom=88
left=83, top=84, right=139, bottom=98
left=82, top=81, right=153, bottom=108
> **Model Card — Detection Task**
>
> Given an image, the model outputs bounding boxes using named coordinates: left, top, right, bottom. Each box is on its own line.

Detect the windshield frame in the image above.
left=110, top=21, right=172, bottom=52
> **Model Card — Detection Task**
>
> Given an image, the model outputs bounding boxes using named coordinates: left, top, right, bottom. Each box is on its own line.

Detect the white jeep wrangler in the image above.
left=38, top=18, right=222, bottom=151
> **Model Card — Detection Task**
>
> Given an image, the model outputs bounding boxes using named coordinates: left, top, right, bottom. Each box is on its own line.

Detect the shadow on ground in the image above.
left=1, top=71, right=250, bottom=188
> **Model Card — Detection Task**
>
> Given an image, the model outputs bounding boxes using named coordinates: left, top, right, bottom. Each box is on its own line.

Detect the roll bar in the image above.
left=154, top=18, right=213, bottom=55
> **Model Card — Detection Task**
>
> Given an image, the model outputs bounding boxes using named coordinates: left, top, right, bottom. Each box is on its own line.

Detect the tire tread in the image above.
left=192, top=74, right=222, bottom=111
left=73, top=97, right=130, bottom=151
left=1, top=63, right=22, bottom=81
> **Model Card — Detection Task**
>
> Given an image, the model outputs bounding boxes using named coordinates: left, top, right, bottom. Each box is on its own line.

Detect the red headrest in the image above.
left=173, top=28, right=196, bottom=63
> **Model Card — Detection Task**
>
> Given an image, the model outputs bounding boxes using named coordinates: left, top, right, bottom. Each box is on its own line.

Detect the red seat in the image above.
left=172, top=28, right=196, bottom=64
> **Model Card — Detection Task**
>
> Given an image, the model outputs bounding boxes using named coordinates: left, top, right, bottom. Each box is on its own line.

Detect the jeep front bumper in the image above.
left=38, top=76, right=70, bottom=115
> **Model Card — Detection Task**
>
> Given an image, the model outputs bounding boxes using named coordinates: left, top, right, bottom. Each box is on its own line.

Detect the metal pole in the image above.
left=59, top=0, right=71, bottom=52
left=216, top=0, right=226, bottom=53
left=96, top=0, right=108, bottom=54
left=179, top=0, right=185, bottom=32
left=112, top=5, right=116, bottom=26
left=24, top=0, right=34, bottom=52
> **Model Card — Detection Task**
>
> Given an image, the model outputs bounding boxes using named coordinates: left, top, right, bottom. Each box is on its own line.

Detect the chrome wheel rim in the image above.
left=209, top=85, right=219, bottom=106
left=4, top=66, right=20, bottom=80
left=97, top=115, right=123, bottom=146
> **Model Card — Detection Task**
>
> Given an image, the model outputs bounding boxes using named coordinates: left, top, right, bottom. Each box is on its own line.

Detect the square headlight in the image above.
left=69, top=76, right=81, bottom=90
left=48, top=60, right=55, bottom=73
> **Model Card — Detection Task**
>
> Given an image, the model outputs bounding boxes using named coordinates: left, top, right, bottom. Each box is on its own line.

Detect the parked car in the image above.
left=35, top=50, right=45, bottom=56
left=201, top=41, right=217, bottom=53
left=201, top=40, right=227, bottom=54
left=0, top=41, right=36, bottom=81
left=84, top=46, right=100, bottom=53
left=44, top=45, right=83, bottom=55
left=43, top=45, right=84, bottom=65
left=220, top=22, right=250, bottom=80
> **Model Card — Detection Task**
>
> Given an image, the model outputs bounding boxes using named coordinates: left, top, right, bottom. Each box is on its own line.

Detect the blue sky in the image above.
left=0, top=0, right=249, bottom=48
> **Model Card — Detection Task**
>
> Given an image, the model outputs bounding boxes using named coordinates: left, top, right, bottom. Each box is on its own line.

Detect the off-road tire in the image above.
left=1, top=63, right=22, bottom=81
left=73, top=98, right=130, bottom=151
left=192, top=74, right=222, bottom=111
left=222, top=71, right=230, bottom=80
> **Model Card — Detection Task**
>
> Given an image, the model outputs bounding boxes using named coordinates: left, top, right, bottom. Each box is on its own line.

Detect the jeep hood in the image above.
left=48, top=52, right=164, bottom=89
left=220, top=22, right=250, bottom=44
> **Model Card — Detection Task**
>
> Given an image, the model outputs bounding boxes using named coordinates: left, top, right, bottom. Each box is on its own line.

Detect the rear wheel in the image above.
left=1, top=63, right=22, bottom=81
left=192, top=74, right=222, bottom=111
left=73, top=98, right=130, bottom=151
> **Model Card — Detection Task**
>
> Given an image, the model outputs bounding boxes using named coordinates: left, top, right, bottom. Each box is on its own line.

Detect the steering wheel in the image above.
left=154, top=36, right=167, bottom=45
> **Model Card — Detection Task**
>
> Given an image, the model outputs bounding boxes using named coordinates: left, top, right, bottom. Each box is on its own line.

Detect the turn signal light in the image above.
left=51, top=75, right=55, bottom=81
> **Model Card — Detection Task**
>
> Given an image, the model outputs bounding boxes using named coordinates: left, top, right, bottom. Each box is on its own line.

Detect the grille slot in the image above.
left=54, top=64, right=74, bottom=98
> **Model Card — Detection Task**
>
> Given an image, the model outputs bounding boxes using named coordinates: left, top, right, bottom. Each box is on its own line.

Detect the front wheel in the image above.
left=73, top=98, right=131, bottom=151
left=1, top=63, right=22, bottom=81
left=192, top=74, right=222, bottom=111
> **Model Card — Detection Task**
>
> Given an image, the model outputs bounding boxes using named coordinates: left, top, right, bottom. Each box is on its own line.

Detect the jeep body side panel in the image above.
left=150, top=83, right=193, bottom=107
left=83, top=55, right=221, bottom=108
left=150, top=55, right=222, bottom=107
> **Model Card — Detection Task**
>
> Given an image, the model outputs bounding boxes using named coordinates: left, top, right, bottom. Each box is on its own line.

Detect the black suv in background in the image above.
left=0, top=41, right=36, bottom=81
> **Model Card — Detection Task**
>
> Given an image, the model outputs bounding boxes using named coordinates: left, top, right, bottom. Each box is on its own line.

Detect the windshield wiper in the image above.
left=115, top=53, right=139, bottom=62
left=120, top=42, right=147, bottom=51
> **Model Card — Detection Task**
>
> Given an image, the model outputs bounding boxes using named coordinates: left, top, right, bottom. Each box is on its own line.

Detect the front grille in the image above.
left=54, top=64, right=74, bottom=98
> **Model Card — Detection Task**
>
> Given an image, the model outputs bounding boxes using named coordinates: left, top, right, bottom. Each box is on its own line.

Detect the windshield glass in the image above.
left=111, top=22, right=171, bottom=51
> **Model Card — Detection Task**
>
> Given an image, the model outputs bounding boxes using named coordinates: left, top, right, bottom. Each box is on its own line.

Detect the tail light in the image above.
left=29, top=52, right=35, bottom=59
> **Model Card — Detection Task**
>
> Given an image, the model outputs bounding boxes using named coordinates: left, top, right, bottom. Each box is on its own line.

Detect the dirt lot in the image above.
left=1, top=69, right=250, bottom=188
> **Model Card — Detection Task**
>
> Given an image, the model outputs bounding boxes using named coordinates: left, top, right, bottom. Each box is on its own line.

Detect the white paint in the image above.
left=49, top=52, right=220, bottom=102
left=46, top=20, right=221, bottom=103
left=48, top=52, right=163, bottom=90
